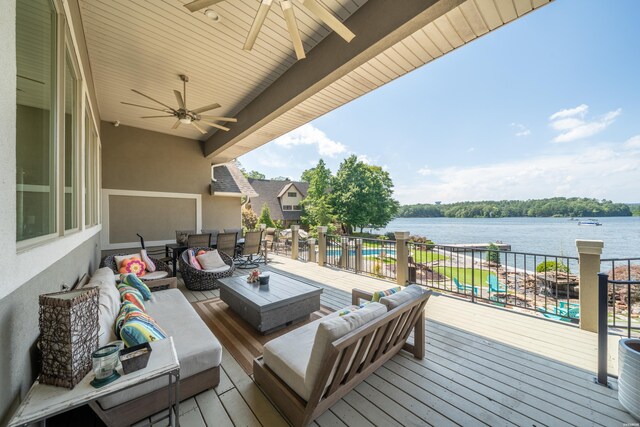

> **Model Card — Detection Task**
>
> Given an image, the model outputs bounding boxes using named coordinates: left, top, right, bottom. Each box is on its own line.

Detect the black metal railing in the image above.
left=298, top=239, right=309, bottom=262
left=600, top=257, right=640, bottom=336
left=272, top=231, right=291, bottom=258
left=596, top=272, right=640, bottom=385
left=325, top=235, right=397, bottom=280
left=408, top=243, right=579, bottom=320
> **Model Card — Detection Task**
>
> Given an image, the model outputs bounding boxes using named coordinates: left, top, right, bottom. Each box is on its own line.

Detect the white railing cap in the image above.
left=576, top=239, right=604, bottom=255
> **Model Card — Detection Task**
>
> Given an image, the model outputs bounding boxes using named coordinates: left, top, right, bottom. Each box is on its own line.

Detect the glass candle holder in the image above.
left=92, top=345, right=119, bottom=380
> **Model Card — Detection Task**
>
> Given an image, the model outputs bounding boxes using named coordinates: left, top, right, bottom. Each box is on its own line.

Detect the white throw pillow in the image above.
left=86, top=267, right=120, bottom=346
left=379, top=285, right=426, bottom=310
left=197, top=250, right=227, bottom=270
left=305, top=302, right=386, bottom=396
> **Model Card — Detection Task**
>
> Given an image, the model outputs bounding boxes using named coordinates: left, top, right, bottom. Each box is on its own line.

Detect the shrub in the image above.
left=536, top=260, right=570, bottom=274
left=486, top=243, right=501, bottom=266
left=242, top=206, right=258, bottom=230
left=258, top=203, right=276, bottom=228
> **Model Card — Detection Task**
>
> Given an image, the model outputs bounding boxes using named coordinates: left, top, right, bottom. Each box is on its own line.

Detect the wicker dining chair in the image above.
left=187, top=233, right=211, bottom=248
left=216, top=232, right=238, bottom=257
left=179, top=247, right=235, bottom=291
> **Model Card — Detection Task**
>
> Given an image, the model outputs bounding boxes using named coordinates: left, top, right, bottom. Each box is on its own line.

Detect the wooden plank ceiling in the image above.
left=78, top=0, right=551, bottom=159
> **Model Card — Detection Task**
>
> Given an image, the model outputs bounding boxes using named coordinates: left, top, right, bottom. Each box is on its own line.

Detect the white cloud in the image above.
left=549, top=104, right=621, bottom=143
left=357, top=154, right=372, bottom=164
left=273, top=124, right=347, bottom=157
left=467, top=147, right=475, bottom=153
left=625, top=135, right=640, bottom=149
left=549, top=104, right=589, bottom=120
left=510, top=123, right=531, bottom=137
left=417, top=167, right=432, bottom=176
left=395, top=143, right=640, bottom=204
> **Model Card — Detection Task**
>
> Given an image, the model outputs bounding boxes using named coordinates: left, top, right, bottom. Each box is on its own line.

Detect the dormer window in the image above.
left=283, top=205, right=293, bottom=210
left=288, top=191, right=297, bottom=197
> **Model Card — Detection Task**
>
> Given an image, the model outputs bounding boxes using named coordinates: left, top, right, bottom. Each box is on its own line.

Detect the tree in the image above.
left=300, top=167, right=315, bottom=183
left=271, top=176, right=290, bottom=181
left=329, top=155, right=399, bottom=233
left=258, top=203, right=276, bottom=228
left=242, top=205, right=258, bottom=230
left=301, top=159, right=334, bottom=228
left=232, top=159, right=265, bottom=180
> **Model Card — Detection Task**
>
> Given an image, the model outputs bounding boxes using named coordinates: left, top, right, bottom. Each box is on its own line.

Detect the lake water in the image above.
left=377, top=217, right=640, bottom=259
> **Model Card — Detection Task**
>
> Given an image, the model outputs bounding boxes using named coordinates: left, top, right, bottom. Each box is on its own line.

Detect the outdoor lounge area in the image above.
left=5, top=0, right=640, bottom=426
left=138, top=255, right=633, bottom=426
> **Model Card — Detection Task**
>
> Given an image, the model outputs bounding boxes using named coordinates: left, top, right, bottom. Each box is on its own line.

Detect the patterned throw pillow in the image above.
left=121, top=273, right=152, bottom=300
left=371, top=286, right=402, bottom=302
left=115, top=301, right=167, bottom=347
left=188, top=250, right=203, bottom=270
left=139, top=249, right=156, bottom=272
left=117, top=283, right=146, bottom=311
left=119, top=258, right=146, bottom=277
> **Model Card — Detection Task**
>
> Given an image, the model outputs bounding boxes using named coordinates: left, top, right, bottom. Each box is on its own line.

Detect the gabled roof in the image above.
left=211, top=163, right=258, bottom=197
left=248, top=179, right=309, bottom=221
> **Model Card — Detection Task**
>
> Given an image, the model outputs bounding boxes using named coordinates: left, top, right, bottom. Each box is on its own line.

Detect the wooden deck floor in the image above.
left=141, top=255, right=635, bottom=427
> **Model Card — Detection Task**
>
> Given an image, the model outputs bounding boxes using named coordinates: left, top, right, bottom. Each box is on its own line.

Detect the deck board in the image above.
left=169, top=255, right=634, bottom=426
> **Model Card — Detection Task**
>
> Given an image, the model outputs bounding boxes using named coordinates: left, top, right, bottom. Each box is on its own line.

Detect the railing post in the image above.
left=355, top=239, right=362, bottom=273
left=291, top=225, right=300, bottom=260
left=597, top=273, right=609, bottom=386
left=317, top=226, right=327, bottom=266
left=576, top=240, right=604, bottom=332
left=395, top=231, right=410, bottom=286
left=308, top=238, right=316, bottom=263
left=340, top=238, right=348, bottom=269
left=259, top=223, right=268, bottom=263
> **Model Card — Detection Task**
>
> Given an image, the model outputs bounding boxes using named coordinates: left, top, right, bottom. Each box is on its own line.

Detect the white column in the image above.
left=576, top=239, right=604, bottom=333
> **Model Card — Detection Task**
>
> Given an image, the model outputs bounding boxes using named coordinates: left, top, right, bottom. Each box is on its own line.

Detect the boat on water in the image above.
left=578, top=219, right=602, bottom=226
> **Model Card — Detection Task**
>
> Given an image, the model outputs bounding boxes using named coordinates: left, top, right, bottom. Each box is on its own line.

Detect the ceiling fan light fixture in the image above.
left=179, top=116, right=192, bottom=124
left=204, top=9, right=220, bottom=21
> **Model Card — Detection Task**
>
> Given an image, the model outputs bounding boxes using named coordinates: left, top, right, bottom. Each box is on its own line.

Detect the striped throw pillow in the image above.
left=122, top=273, right=152, bottom=300
left=117, top=283, right=146, bottom=311
left=115, top=301, right=167, bottom=347
left=371, top=286, right=402, bottom=302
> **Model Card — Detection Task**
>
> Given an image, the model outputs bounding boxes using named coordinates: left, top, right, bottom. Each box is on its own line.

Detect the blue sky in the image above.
left=238, top=0, right=640, bottom=205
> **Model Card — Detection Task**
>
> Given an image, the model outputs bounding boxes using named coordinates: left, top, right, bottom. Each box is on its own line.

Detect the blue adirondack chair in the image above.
left=486, top=274, right=507, bottom=294
left=537, top=305, right=579, bottom=321
left=454, top=278, right=478, bottom=295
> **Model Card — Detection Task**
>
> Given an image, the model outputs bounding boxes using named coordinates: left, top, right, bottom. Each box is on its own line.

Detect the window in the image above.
left=64, top=49, right=79, bottom=231
left=283, top=205, right=293, bottom=211
left=293, top=205, right=301, bottom=211
left=288, top=191, right=297, bottom=197
left=16, top=0, right=57, bottom=242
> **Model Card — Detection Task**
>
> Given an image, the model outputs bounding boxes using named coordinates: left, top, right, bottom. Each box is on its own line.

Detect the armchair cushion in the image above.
left=380, top=285, right=427, bottom=310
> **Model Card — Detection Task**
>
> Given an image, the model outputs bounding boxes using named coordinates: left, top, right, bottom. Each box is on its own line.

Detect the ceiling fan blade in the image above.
left=244, top=0, right=273, bottom=51
left=121, top=102, right=168, bottom=113
left=191, top=121, right=208, bottom=134
left=141, top=115, right=175, bottom=119
left=131, top=89, right=175, bottom=111
left=172, top=120, right=181, bottom=129
left=199, top=115, right=238, bottom=123
left=297, top=0, right=355, bottom=42
left=281, top=0, right=306, bottom=60
left=200, top=120, right=230, bottom=132
left=191, top=103, right=221, bottom=114
left=174, top=90, right=185, bottom=110
left=184, top=0, right=225, bottom=12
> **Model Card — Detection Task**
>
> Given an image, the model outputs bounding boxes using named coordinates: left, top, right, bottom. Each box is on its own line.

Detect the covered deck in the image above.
left=145, top=255, right=633, bottom=427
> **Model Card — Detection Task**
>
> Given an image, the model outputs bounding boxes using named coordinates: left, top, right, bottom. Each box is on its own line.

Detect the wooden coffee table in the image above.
left=218, top=272, right=323, bottom=334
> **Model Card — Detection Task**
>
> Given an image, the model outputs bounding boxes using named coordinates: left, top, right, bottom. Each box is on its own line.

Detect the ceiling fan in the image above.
left=183, top=0, right=355, bottom=60
left=121, top=74, right=237, bottom=134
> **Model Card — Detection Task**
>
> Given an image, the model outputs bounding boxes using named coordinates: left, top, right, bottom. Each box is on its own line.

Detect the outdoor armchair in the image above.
left=235, top=230, right=263, bottom=269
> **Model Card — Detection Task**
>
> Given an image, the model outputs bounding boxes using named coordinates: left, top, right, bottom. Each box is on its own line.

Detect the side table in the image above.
left=8, top=338, right=180, bottom=427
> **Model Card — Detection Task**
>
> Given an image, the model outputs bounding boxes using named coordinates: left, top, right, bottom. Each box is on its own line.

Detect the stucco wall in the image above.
left=0, top=234, right=101, bottom=426
left=101, top=122, right=241, bottom=248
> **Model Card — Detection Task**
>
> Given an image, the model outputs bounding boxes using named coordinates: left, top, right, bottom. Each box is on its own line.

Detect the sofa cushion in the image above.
left=87, top=267, right=120, bottom=347
left=142, top=271, right=169, bottom=280
left=380, top=285, right=427, bottom=310
left=121, top=273, right=152, bottom=300
left=263, top=311, right=341, bottom=401
left=98, top=289, right=222, bottom=410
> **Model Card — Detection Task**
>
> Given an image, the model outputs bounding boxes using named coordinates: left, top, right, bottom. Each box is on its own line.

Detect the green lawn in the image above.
left=435, top=267, right=491, bottom=286
left=412, top=249, right=447, bottom=263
